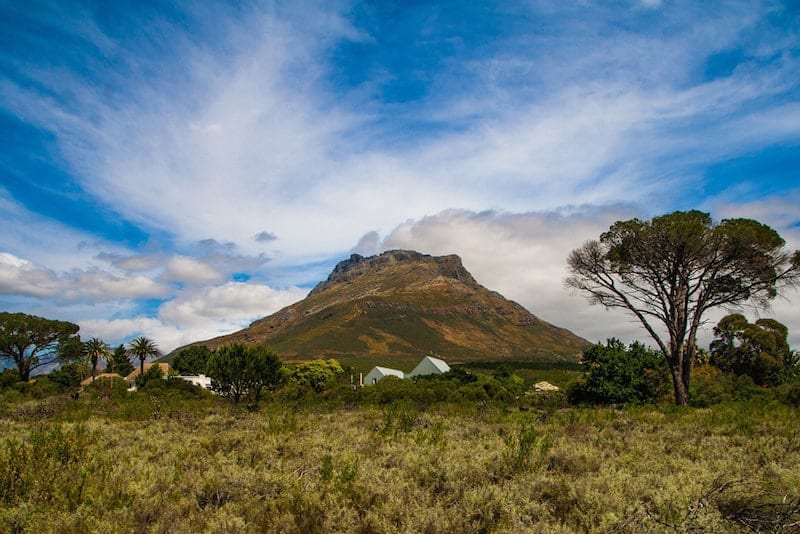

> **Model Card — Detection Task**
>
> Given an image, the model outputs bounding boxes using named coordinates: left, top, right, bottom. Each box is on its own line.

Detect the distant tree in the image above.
left=83, top=337, right=110, bottom=382
left=0, top=312, right=80, bottom=381
left=570, top=339, right=670, bottom=405
left=566, top=210, right=800, bottom=405
left=206, top=343, right=283, bottom=403
left=128, top=336, right=160, bottom=377
left=172, top=345, right=213, bottom=375
left=110, top=344, right=134, bottom=376
left=247, top=344, right=283, bottom=402
left=48, top=363, right=84, bottom=392
left=206, top=343, right=250, bottom=403
left=285, top=359, right=344, bottom=393
left=710, top=314, right=795, bottom=386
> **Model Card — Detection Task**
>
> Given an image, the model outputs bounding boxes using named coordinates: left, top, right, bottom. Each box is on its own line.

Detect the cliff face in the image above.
left=192, top=250, right=588, bottom=365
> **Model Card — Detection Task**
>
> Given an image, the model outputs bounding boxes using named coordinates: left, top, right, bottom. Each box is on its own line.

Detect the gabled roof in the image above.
left=421, top=356, right=450, bottom=373
left=408, top=356, right=450, bottom=377
left=371, top=366, right=405, bottom=378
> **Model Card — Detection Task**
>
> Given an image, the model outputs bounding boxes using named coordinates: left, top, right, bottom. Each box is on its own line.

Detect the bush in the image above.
left=689, top=365, right=774, bottom=407
left=135, top=365, right=164, bottom=389
left=775, top=381, right=800, bottom=408
left=569, top=339, right=670, bottom=405
left=83, top=376, right=129, bottom=399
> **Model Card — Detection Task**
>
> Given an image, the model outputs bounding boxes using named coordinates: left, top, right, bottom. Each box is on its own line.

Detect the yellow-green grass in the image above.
left=1, top=395, right=798, bottom=533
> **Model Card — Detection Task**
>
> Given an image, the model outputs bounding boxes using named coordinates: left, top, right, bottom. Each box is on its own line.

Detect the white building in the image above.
left=363, top=366, right=405, bottom=385
left=175, top=374, right=213, bottom=390
left=407, top=356, right=450, bottom=378
left=363, top=356, right=451, bottom=385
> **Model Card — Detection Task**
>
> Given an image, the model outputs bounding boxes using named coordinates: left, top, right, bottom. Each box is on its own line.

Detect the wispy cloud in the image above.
left=1, top=1, right=798, bottom=351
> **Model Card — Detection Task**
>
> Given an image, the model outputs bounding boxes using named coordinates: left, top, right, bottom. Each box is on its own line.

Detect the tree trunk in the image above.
left=669, top=360, right=690, bottom=405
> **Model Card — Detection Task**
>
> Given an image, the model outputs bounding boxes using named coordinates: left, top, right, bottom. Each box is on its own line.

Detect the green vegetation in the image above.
left=710, top=314, right=798, bottom=386
left=570, top=339, right=670, bottom=405
left=0, top=375, right=798, bottom=532
left=128, top=336, right=160, bottom=377
left=567, top=210, right=800, bottom=405
left=82, top=337, right=110, bottom=382
left=206, top=343, right=282, bottom=403
left=172, top=345, right=213, bottom=375
left=108, top=344, right=134, bottom=376
left=0, top=312, right=80, bottom=381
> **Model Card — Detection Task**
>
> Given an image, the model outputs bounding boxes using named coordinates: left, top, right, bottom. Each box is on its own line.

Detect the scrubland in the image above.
left=1, top=383, right=798, bottom=533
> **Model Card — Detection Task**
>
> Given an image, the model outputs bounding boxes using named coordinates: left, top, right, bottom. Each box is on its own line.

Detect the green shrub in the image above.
left=775, top=381, right=800, bottom=408
left=570, top=339, right=670, bottom=405
left=690, top=365, right=774, bottom=407
left=135, top=364, right=164, bottom=389
left=82, top=376, right=129, bottom=399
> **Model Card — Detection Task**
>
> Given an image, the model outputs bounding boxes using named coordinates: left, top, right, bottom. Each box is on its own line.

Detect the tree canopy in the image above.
left=566, top=210, right=800, bottom=405
left=128, top=336, right=160, bottom=377
left=710, top=314, right=797, bottom=386
left=0, top=312, right=80, bottom=381
left=172, top=345, right=213, bottom=375
left=206, top=343, right=283, bottom=403
left=83, top=337, right=110, bottom=382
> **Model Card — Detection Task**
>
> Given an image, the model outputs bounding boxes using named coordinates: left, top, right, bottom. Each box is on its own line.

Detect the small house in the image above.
left=407, top=356, right=450, bottom=378
left=175, top=374, right=213, bottom=390
left=124, top=362, right=170, bottom=390
left=364, top=366, right=404, bottom=385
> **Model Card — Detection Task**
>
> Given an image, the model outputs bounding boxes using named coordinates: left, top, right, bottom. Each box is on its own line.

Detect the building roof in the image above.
left=408, top=356, right=450, bottom=377
left=370, top=366, right=405, bottom=378
left=124, top=362, right=170, bottom=382
left=80, top=373, right=124, bottom=387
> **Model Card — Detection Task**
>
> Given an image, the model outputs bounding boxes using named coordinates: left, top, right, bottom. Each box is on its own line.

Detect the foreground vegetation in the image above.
left=1, top=374, right=799, bottom=533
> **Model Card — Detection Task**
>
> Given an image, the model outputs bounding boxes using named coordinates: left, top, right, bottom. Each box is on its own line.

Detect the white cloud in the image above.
left=381, top=206, right=800, bottom=348
left=82, top=282, right=308, bottom=352
left=163, top=256, right=223, bottom=284
left=0, top=251, right=168, bottom=301
left=3, top=2, right=797, bottom=265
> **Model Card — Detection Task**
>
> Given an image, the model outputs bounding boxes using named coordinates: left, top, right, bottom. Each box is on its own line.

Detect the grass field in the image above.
left=1, top=382, right=798, bottom=533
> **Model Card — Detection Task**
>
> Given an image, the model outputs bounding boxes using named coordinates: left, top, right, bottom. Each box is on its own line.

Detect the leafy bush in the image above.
left=0, top=368, right=20, bottom=389
left=689, top=365, right=773, bottom=407
left=775, top=381, right=800, bottom=408
left=135, top=364, right=164, bottom=389
left=284, top=359, right=343, bottom=393
left=82, top=376, right=129, bottom=399
left=569, top=339, right=670, bottom=405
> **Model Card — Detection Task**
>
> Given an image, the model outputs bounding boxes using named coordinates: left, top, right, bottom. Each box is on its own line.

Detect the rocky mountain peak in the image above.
left=310, top=249, right=477, bottom=295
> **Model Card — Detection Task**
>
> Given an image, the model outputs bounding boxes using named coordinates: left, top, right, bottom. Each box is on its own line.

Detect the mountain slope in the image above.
left=192, top=250, right=588, bottom=365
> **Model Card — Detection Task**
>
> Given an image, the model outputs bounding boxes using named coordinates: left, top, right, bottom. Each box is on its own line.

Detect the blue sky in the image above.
left=1, top=0, right=799, bottom=352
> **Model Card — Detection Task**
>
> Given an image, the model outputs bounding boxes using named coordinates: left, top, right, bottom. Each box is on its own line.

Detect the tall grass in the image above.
left=0, top=389, right=798, bottom=532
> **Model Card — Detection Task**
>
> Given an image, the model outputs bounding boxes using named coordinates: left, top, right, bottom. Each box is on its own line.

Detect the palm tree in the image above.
left=128, top=336, right=161, bottom=377
left=83, top=337, right=110, bottom=381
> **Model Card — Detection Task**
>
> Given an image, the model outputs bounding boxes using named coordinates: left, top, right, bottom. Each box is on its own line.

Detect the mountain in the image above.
left=189, top=250, right=589, bottom=366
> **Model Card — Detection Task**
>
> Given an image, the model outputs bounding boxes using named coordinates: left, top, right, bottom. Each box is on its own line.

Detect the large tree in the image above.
left=0, top=312, right=80, bottom=381
left=109, top=344, right=134, bottom=376
left=128, top=336, right=160, bottom=377
left=83, top=337, right=110, bottom=382
left=566, top=210, right=800, bottom=405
